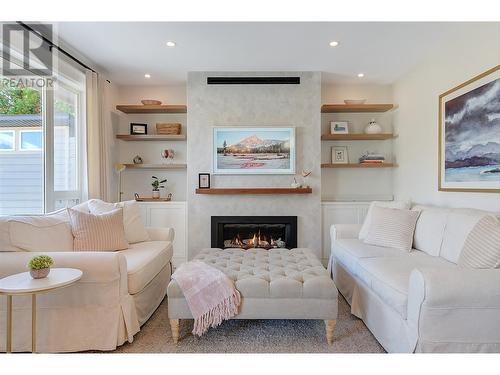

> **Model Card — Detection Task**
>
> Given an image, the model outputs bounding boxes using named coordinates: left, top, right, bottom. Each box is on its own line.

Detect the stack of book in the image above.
left=359, top=153, right=385, bottom=164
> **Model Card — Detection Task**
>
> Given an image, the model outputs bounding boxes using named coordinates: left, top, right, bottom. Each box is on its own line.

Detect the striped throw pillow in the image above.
left=364, top=206, right=421, bottom=251
left=69, top=207, right=129, bottom=251
left=458, top=215, right=500, bottom=269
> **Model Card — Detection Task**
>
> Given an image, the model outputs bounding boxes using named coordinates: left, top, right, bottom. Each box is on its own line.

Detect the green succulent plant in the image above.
left=151, top=175, right=167, bottom=191
left=28, top=255, right=54, bottom=270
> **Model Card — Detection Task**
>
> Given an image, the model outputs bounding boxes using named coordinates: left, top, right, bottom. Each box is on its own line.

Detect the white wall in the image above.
left=392, top=24, right=500, bottom=211
left=187, top=72, right=322, bottom=258
left=321, top=84, right=394, bottom=201
left=113, top=84, right=187, bottom=201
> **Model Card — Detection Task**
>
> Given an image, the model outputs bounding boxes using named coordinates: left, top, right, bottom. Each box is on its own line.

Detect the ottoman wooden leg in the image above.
left=170, top=319, right=180, bottom=344
left=324, top=319, right=336, bottom=345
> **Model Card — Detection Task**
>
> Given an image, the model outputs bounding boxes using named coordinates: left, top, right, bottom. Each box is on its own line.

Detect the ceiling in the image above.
left=56, top=22, right=472, bottom=86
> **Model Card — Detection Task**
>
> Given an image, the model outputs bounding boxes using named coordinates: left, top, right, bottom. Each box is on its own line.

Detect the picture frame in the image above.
left=130, top=123, right=147, bottom=135
left=438, top=65, right=500, bottom=193
left=330, top=121, right=349, bottom=134
left=198, top=173, right=211, bottom=189
left=331, top=146, right=349, bottom=164
left=212, top=126, right=296, bottom=175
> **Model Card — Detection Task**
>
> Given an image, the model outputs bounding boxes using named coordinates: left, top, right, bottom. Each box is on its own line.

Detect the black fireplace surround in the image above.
left=211, top=216, right=297, bottom=249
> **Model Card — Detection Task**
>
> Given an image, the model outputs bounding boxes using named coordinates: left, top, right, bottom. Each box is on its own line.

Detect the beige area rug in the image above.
left=113, top=295, right=385, bottom=353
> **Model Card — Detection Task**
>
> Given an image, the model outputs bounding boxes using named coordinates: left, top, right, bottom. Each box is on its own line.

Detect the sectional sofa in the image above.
left=329, top=204, right=500, bottom=353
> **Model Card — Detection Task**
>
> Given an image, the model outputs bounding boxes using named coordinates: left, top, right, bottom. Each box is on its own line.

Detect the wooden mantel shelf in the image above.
left=195, top=187, right=313, bottom=195
left=116, top=104, right=187, bottom=114
left=321, top=104, right=394, bottom=113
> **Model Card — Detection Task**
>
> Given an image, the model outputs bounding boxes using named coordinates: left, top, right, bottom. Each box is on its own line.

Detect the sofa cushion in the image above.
left=69, top=208, right=129, bottom=251
left=440, top=209, right=492, bottom=264
left=8, top=209, right=74, bottom=252
left=359, top=200, right=411, bottom=240
left=364, top=206, right=420, bottom=251
left=121, top=240, right=173, bottom=294
left=332, top=239, right=405, bottom=275
left=356, top=251, right=455, bottom=319
left=88, top=199, right=150, bottom=244
left=412, top=205, right=450, bottom=256
left=458, top=215, right=500, bottom=269
left=0, top=217, right=22, bottom=252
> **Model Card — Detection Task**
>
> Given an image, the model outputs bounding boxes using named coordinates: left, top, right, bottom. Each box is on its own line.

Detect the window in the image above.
left=0, top=55, right=86, bottom=215
left=20, top=130, right=42, bottom=150
left=0, top=131, right=15, bottom=150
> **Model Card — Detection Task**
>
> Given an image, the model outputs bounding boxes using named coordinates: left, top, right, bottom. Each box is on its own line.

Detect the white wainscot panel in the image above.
left=321, top=202, right=370, bottom=264
left=138, top=201, right=187, bottom=268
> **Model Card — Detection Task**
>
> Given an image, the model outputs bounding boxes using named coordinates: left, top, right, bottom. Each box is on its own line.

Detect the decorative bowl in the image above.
left=141, top=100, right=162, bottom=105
left=344, top=99, right=366, bottom=105
left=30, top=267, right=50, bottom=279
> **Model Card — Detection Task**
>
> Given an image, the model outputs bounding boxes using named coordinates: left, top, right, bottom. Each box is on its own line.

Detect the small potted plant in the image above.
left=151, top=175, right=167, bottom=199
left=28, top=255, right=54, bottom=279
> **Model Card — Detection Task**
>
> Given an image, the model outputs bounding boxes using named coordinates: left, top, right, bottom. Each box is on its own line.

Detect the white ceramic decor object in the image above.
left=365, top=118, right=382, bottom=134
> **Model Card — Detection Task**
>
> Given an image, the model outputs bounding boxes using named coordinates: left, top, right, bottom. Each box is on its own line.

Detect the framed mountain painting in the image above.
left=438, top=65, right=500, bottom=193
left=213, top=127, right=296, bottom=174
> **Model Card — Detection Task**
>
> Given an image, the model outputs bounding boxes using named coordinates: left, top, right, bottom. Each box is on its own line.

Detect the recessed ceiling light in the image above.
left=329, top=41, right=339, bottom=47
left=357, top=73, right=365, bottom=78
left=166, top=41, right=176, bottom=47
left=144, top=74, right=151, bottom=79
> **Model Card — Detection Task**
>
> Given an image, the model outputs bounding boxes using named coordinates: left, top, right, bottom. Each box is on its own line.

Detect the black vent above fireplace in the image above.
left=211, top=216, right=297, bottom=249
left=207, top=77, right=300, bottom=85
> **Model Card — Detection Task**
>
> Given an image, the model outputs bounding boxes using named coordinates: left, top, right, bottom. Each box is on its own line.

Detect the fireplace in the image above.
left=211, top=216, right=297, bottom=249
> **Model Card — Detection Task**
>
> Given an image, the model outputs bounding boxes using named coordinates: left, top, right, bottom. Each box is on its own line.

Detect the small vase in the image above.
left=152, top=190, right=160, bottom=199
left=364, top=118, right=382, bottom=134
left=30, top=268, right=50, bottom=279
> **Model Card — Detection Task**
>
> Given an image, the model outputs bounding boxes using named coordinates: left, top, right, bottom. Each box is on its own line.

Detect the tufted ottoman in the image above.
left=167, top=248, right=338, bottom=344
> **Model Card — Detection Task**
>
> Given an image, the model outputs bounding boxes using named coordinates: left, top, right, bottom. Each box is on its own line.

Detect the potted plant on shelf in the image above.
left=151, top=176, right=167, bottom=199
left=28, top=255, right=54, bottom=279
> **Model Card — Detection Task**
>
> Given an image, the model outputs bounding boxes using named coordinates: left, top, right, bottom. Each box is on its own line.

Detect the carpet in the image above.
left=113, top=295, right=385, bottom=353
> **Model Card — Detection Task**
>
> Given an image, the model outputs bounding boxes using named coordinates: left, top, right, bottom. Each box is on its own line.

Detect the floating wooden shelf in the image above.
left=123, top=163, right=187, bottom=170
left=195, top=187, right=313, bottom=195
left=116, top=134, right=186, bottom=141
left=321, top=163, right=397, bottom=168
left=116, top=104, right=187, bottom=114
left=321, top=104, right=394, bottom=113
left=135, top=198, right=172, bottom=202
left=321, top=133, right=394, bottom=140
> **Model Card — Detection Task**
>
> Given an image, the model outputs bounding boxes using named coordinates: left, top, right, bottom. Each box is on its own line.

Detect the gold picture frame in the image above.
left=438, top=65, right=500, bottom=193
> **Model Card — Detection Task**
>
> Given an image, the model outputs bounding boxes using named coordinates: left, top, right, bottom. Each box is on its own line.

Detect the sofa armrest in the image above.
left=0, top=251, right=128, bottom=294
left=146, top=227, right=174, bottom=242
left=407, top=267, right=500, bottom=351
left=330, top=224, right=362, bottom=242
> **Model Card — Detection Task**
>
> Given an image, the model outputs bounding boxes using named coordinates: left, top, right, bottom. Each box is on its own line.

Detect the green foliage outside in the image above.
left=0, top=85, right=75, bottom=115
left=28, top=255, right=54, bottom=270
left=0, top=85, right=41, bottom=114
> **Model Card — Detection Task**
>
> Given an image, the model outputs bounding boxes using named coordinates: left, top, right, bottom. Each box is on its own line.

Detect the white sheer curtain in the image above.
left=85, top=70, right=110, bottom=200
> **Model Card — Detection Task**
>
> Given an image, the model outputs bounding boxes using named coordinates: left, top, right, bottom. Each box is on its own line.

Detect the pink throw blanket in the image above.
left=172, top=260, right=241, bottom=336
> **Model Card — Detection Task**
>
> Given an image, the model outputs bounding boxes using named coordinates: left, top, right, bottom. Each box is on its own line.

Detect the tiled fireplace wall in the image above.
left=187, top=71, right=321, bottom=258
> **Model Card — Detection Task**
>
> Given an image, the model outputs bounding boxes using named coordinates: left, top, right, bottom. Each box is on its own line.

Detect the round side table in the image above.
left=0, top=268, right=82, bottom=353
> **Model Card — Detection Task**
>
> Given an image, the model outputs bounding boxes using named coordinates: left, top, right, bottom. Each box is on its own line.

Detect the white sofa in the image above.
left=0, top=201, right=174, bottom=352
left=329, top=204, right=500, bottom=353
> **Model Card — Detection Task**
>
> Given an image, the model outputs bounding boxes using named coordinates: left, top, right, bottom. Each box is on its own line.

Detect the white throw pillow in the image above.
left=364, top=206, right=421, bottom=251
left=458, top=215, right=500, bottom=269
left=359, top=200, right=411, bottom=240
left=88, top=199, right=150, bottom=244
left=69, top=208, right=129, bottom=251
left=8, top=209, right=74, bottom=252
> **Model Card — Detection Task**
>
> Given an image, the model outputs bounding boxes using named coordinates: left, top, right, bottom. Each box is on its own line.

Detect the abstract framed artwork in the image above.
left=438, top=65, right=500, bottom=193
left=213, top=127, right=296, bottom=174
